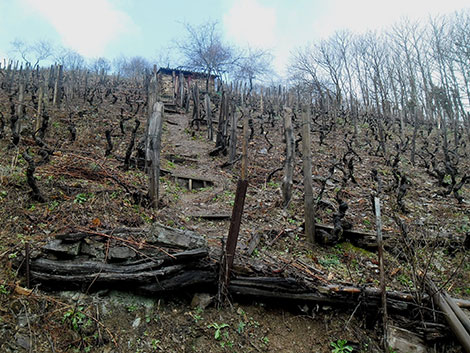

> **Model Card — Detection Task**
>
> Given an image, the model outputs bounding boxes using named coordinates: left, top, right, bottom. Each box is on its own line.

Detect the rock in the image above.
left=259, top=148, right=267, bottom=155
left=132, top=317, right=141, bottom=329
left=191, top=293, right=213, bottom=309
left=108, top=246, right=136, bottom=261
left=81, top=240, right=105, bottom=260
left=15, top=334, right=31, bottom=350
left=17, top=315, right=28, bottom=328
left=387, top=325, right=427, bottom=353
left=148, top=223, right=207, bottom=249
left=43, top=239, right=81, bottom=257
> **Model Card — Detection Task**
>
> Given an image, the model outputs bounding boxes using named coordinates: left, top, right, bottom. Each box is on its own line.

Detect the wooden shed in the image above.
left=157, top=68, right=218, bottom=99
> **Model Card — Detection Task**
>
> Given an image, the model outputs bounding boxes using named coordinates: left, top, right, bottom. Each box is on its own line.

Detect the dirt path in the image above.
left=159, top=111, right=234, bottom=239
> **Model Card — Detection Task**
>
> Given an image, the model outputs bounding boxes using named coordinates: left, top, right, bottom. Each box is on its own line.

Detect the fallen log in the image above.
left=30, top=248, right=207, bottom=275
left=426, top=278, right=470, bottom=353
left=189, top=213, right=231, bottom=220
left=31, top=264, right=185, bottom=284
left=314, top=223, right=386, bottom=249
left=138, top=269, right=217, bottom=294
left=228, top=277, right=412, bottom=312
left=17, top=222, right=470, bottom=352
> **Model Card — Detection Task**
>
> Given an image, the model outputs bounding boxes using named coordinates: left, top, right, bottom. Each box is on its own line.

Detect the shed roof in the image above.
left=157, top=67, right=218, bottom=79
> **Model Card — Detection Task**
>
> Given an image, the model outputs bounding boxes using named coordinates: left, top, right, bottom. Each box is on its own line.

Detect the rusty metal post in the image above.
left=25, top=242, right=30, bottom=288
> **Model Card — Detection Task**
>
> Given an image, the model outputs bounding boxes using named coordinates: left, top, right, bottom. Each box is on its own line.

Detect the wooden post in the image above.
left=147, top=101, right=164, bottom=209
left=282, top=108, right=294, bottom=208
left=35, top=84, right=44, bottom=133
left=301, top=105, right=315, bottom=246
left=216, top=89, right=226, bottom=149
left=12, top=78, right=25, bottom=145
left=145, top=69, right=163, bottom=209
left=241, top=102, right=249, bottom=180
left=190, top=82, right=201, bottom=130
left=260, top=87, right=264, bottom=114
left=222, top=98, right=250, bottom=294
left=53, top=64, right=63, bottom=107
left=172, top=70, right=176, bottom=103
left=205, top=93, right=212, bottom=141
left=224, top=179, right=248, bottom=284
left=179, top=72, right=184, bottom=107
left=374, top=197, right=388, bottom=349
left=229, top=100, right=238, bottom=163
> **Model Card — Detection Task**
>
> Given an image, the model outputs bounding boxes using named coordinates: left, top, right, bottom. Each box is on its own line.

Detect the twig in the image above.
left=19, top=299, right=34, bottom=353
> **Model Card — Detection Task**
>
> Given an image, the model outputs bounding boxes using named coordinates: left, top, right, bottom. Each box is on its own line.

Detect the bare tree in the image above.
left=177, top=20, right=237, bottom=89
left=10, top=39, right=54, bottom=68
left=54, top=47, right=85, bottom=71
left=90, top=57, right=111, bottom=76
left=235, top=47, right=274, bottom=91
left=113, top=56, right=152, bottom=79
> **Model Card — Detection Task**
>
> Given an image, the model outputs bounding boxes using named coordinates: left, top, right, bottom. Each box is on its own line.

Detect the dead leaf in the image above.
left=14, top=284, right=33, bottom=296
left=90, top=217, right=101, bottom=228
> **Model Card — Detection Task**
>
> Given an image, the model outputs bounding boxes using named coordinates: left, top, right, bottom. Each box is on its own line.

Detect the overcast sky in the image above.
left=1, top=0, right=469, bottom=77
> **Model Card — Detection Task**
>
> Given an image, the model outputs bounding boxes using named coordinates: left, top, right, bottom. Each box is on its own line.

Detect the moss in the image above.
left=337, top=242, right=374, bottom=258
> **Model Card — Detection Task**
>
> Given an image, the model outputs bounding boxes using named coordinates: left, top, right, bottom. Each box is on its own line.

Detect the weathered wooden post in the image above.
left=147, top=101, right=164, bottom=209
left=35, top=79, right=45, bottom=133
left=374, top=196, right=388, bottom=349
left=53, top=64, right=63, bottom=107
left=229, top=99, right=237, bottom=163
left=146, top=69, right=163, bottom=209
left=179, top=71, right=184, bottom=108
left=191, top=83, right=200, bottom=129
left=205, top=93, right=213, bottom=141
left=216, top=88, right=226, bottom=151
left=282, top=107, right=294, bottom=208
left=221, top=96, right=249, bottom=298
left=12, top=74, right=25, bottom=146
left=260, top=87, right=264, bottom=114
left=301, top=105, right=315, bottom=246
left=172, top=70, right=176, bottom=103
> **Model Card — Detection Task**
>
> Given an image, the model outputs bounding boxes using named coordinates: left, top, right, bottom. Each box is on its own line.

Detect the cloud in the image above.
left=21, top=0, right=138, bottom=57
left=223, top=0, right=277, bottom=48
left=315, top=0, right=470, bottom=38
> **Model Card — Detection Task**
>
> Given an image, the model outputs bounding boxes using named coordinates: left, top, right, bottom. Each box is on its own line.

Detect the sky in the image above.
left=0, top=0, right=469, bottom=78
